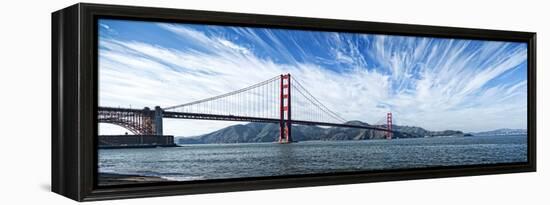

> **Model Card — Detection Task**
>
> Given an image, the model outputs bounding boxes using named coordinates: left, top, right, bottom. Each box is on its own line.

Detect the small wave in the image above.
left=160, top=175, right=205, bottom=181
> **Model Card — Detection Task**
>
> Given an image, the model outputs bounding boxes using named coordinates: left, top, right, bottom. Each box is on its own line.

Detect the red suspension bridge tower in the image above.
left=279, top=73, right=292, bottom=143
left=386, top=112, right=392, bottom=139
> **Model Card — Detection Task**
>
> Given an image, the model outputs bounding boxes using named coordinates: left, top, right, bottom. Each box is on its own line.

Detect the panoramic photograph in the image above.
left=97, top=19, right=528, bottom=186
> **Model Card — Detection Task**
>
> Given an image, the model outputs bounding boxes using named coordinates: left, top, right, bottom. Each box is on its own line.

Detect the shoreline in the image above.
left=98, top=173, right=171, bottom=186
left=176, top=134, right=527, bottom=145
left=99, top=144, right=179, bottom=149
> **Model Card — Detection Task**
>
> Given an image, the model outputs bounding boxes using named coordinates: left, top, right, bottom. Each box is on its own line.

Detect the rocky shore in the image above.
left=98, top=173, right=169, bottom=186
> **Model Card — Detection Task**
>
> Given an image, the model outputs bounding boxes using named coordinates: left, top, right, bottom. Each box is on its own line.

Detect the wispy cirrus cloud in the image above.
left=98, top=19, right=527, bottom=136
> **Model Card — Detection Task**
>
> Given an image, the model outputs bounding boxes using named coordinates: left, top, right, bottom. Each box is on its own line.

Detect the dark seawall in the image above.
left=99, top=135, right=177, bottom=149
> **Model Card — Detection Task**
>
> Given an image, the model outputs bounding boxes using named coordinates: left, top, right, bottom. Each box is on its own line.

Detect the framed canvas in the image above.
left=52, top=3, right=536, bottom=201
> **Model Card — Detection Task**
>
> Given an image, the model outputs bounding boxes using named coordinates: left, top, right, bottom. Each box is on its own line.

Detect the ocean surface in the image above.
left=98, top=135, right=527, bottom=183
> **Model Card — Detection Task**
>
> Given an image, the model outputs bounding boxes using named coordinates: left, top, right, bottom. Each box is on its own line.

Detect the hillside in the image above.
left=178, top=121, right=464, bottom=144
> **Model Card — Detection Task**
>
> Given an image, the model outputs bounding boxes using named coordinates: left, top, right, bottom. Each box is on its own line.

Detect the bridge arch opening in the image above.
left=99, top=122, right=141, bottom=135
left=97, top=106, right=158, bottom=136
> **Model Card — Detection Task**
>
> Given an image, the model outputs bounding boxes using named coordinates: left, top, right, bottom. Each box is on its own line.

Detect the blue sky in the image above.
left=98, top=19, right=527, bottom=136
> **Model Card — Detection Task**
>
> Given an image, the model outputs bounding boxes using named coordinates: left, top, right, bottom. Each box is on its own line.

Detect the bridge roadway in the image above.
left=163, top=111, right=393, bottom=132
left=98, top=106, right=394, bottom=133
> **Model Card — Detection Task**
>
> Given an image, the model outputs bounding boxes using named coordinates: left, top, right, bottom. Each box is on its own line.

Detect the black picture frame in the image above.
left=52, top=3, right=536, bottom=201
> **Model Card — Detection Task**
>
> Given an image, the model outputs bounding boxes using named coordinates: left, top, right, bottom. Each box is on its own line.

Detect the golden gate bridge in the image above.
left=98, top=74, right=394, bottom=143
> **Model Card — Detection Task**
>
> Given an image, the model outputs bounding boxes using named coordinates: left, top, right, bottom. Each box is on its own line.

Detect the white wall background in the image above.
left=0, top=0, right=547, bottom=204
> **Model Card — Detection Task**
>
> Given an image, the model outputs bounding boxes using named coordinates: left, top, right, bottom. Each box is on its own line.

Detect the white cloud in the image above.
left=99, top=23, right=527, bottom=136
left=100, top=23, right=110, bottom=30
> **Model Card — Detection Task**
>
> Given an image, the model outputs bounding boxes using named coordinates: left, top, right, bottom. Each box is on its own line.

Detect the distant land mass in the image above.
left=471, top=128, right=527, bottom=136
left=177, top=121, right=464, bottom=144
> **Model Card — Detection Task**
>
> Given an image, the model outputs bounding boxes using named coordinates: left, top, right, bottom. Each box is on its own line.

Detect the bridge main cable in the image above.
left=290, top=76, right=347, bottom=123
left=163, top=75, right=280, bottom=111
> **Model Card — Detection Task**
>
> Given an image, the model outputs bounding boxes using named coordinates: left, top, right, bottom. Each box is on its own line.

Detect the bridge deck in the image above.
left=163, top=111, right=392, bottom=132
left=98, top=107, right=393, bottom=133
